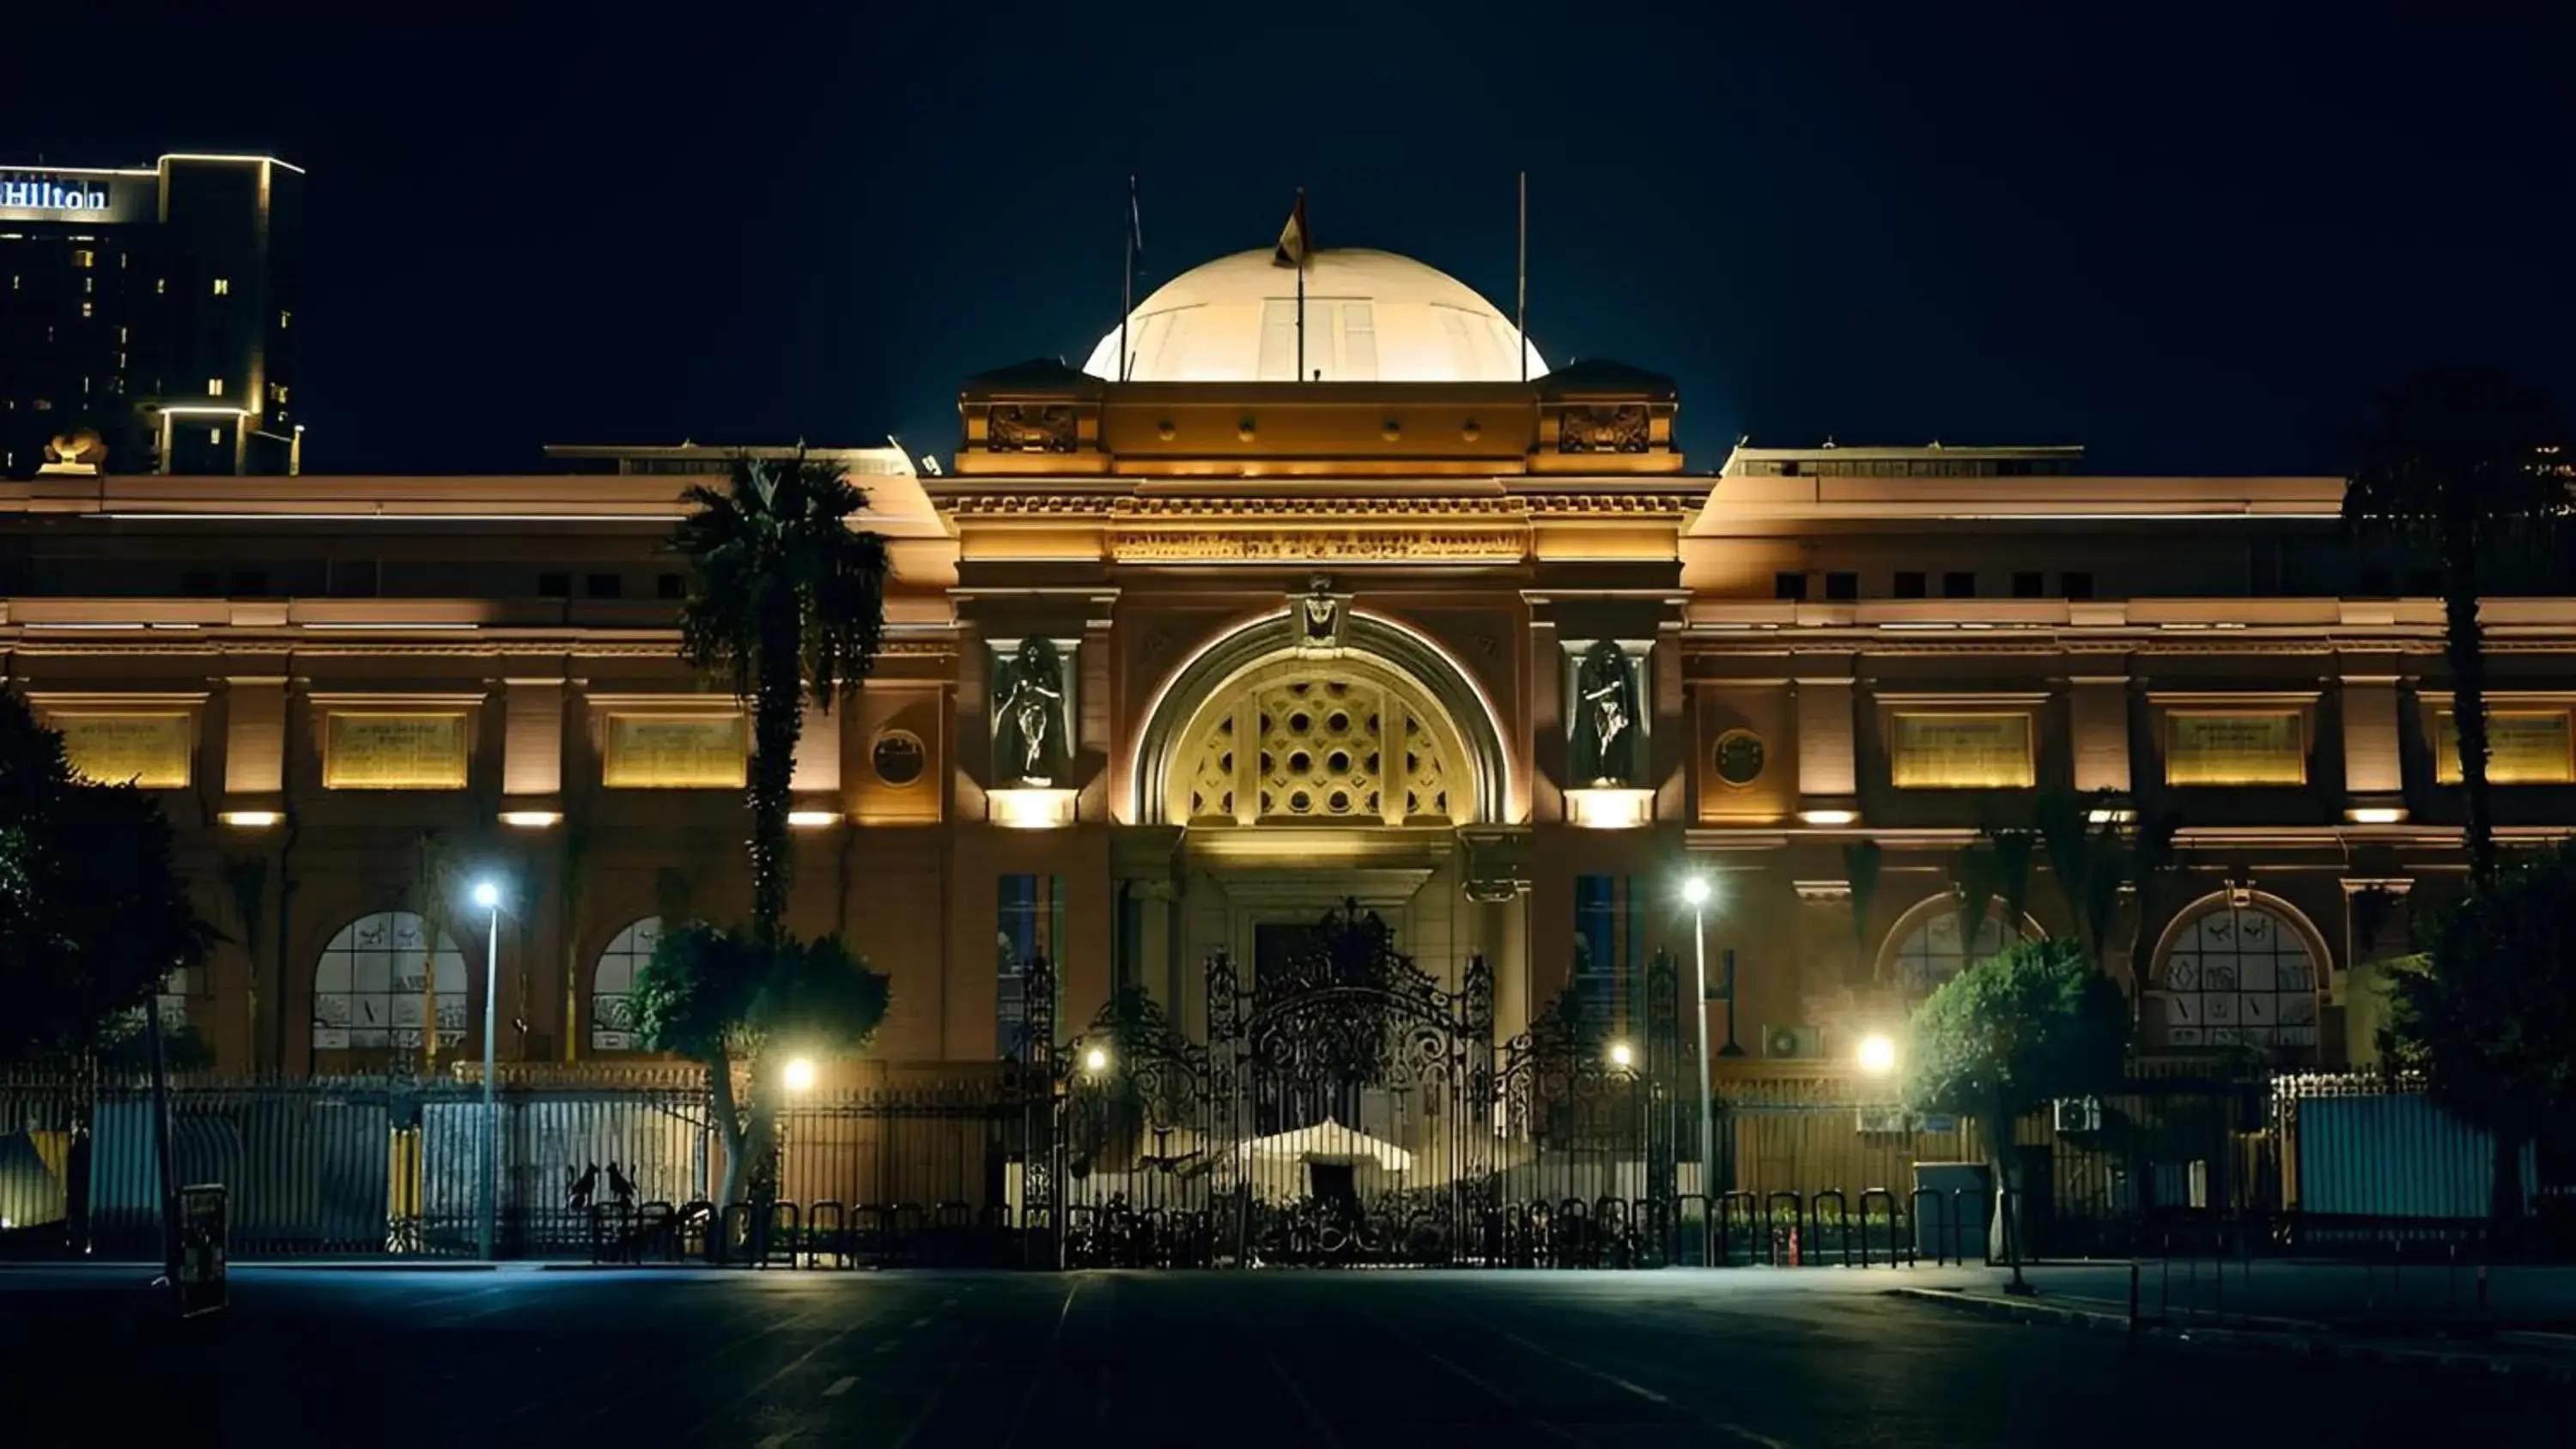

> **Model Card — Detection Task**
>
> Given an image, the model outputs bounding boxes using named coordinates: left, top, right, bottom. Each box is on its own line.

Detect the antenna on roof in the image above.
left=1516, top=170, right=1529, bottom=384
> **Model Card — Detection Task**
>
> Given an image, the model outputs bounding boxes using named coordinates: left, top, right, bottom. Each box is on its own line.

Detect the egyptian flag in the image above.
left=1272, top=191, right=1310, bottom=268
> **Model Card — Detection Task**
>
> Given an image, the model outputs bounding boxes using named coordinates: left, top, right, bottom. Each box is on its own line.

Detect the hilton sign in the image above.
left=0, top=170, right=151, bottom=224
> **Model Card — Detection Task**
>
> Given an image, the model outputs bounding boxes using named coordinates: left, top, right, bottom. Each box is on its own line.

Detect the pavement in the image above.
left=4, top=1264, right=2573, bottom=1446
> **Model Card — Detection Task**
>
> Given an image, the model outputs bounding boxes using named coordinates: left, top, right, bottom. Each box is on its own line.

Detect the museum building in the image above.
left=6, top=243, right=2571, bottom=1085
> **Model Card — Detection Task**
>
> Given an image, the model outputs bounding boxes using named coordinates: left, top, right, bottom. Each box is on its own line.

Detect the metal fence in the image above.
left=0, top=1062, right=2553, bottom=1265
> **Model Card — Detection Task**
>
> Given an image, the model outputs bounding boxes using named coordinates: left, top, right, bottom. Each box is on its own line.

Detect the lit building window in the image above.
left=73, top=248, right=94, bottom=268
left=997, top=874, right=1063, bottom=1058
left=208, top=427, right=221, bottom=445
left=155, top=277, right=166, bottom=294
left=590, top=917, right=661, bottom=1052
left=278, top=309, right=291, bottom=330
left=80, top=300, right=93, bottom=318
left=206, top=378, right=224, bottom=397
left=212, top=277, right=231, bottom=295
left=312, top=911, right=467, bottom=1052
left=2149, top=899, right=2320, bottom=1051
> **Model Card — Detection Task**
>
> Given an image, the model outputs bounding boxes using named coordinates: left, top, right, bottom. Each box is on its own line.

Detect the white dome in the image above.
left=1083, top=248, right=1546, bottom=384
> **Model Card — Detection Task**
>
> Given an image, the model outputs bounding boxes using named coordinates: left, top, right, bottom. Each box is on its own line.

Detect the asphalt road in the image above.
left=2, top=1265, right=2567, bottom=1446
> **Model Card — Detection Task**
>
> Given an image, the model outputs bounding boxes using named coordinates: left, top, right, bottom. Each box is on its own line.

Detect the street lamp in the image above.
left=1607, top=1040, right=1635, bottom=1070
left=1680, top=874, right=1716, bottom=1206
left=783, top=1056, right=818, bottom=1094
left=471, top=878, right=501, bottom=1261
left=1082, top=1046, right=1110, bottom=1076
left=1857, top=1033, right=1899, bottom=1078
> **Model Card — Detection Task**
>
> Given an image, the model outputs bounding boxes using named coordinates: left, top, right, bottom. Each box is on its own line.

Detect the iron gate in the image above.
left=1030, top=910, right=1681, bottom=1268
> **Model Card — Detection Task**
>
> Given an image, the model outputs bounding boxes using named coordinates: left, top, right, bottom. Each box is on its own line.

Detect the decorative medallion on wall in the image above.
left=1714, top=729, right=1767, bottom=788
left=871, top=729, right=927, bottom=788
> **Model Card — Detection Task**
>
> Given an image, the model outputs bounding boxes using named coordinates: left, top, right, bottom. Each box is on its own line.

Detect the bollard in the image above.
left=2129, top=1259, right=2142, bottom=1336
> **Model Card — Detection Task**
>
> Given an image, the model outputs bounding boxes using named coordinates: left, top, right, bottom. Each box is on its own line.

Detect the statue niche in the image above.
left=993, top=638, right=1070, bottom=786
left=1571, top=640, right=1638, bottom=788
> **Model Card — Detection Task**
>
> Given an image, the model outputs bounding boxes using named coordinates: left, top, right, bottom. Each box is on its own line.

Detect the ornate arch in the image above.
left=2142, top=890, right=2330, bottom=1052
left=1130, top=609, right=1510, bottom=826
left=1871, top=891, right=2043, bottom=997
left=590, top=915, right=663, bottom=1053
left=312, top=910, right=466, bottom=1052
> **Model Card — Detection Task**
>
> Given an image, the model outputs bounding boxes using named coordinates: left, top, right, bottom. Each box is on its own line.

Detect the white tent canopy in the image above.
left=1235, top=1118, right=1414, bottom=1173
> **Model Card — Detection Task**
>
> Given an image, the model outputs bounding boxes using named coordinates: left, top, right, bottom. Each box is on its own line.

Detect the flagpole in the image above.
left=1295, top=186, right=1307, bottom=383
left=1516, top=170, right=1528, bottom=384
left=1120, top=175, right=1136, bottom=381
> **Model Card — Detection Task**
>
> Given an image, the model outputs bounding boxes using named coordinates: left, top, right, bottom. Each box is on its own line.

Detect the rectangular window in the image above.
left=1893, top=571, right=1927, bottom=599
left=600, top=713, right=746, bottom=789
left=538, top=572, right=570, bottom=598
left=278, top=309, right=291, bottom=330
left=1572, top=875, right=1644, bottom=1034
left=80, top=300, right=93, bottom=318
left=2011, top=570, right=2044, bottom=598
left=327, top=559, right=380, bottom=598
left=73, top=249, right=94, bottom=268
left=1825, top=571, right=1859, bottom=602
left=1773, top=571, right=1808, bottom=602
left=2436, top=708, right=2575, bottom=785
left=997, top=874, right=1066, bottom=1058
left=206, top=378, right=224, bottom=397
left=1942, top=571, right=1976, bottom=598
left=324, top=712, right=471, bottom=790
left=2062, top=570, right=2095, bottom=600
left=2165, top=711, right=2306, bottom=786
left=1889, top=712, right=2035, bottom=789
left=585, top=573, right=623, bottom=599
left=656, top=572, right=686, bottom=600
left=211, top=277, right=230, bottom=295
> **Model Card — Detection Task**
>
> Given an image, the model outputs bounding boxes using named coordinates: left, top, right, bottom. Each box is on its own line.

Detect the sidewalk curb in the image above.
left=1888, top=1286, right=2576, bottom=1385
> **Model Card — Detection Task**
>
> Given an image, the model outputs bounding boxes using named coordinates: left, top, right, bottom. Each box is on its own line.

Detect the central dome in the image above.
left=1082, top=248, right=1546, bottom=385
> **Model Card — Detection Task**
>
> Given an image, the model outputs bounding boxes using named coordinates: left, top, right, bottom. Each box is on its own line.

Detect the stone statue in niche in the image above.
left=1572, top=640, right=1638, bottom=786
left=993, top=638, right=1067, bottom=785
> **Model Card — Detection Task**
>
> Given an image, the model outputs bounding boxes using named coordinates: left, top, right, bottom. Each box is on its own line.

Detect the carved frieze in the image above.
left=1558, top=404, right=1650, bottom=454
left=1109, top=528, right=1525, bottom=563
left=984, top=404, right=1078, bottom=453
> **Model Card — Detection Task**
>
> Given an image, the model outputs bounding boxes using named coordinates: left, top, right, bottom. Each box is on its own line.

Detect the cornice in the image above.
left=939, top=492, right=1693, bottom=520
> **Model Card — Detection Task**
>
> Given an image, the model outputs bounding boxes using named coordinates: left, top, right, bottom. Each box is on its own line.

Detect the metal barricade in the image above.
left=1856, top=1188, right=1899, bottom=1269
left=1765, top=1190, right=1806, bottom=1266
left=1810, top=1189, right=1852, bottom=1267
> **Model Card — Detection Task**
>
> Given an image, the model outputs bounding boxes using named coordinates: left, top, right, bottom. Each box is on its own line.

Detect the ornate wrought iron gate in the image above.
left=1026, top=923, right=1681, bottom=1269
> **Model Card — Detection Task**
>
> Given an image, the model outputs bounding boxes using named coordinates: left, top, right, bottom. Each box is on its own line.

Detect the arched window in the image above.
left=2150, top=898, right=2321, bottom=1050
left=592, top=917, right=662, bottom=1052
left=313, top=912, right=465, bottom=1051
left=1878, top=895, right=2029, bottom=998
left=1167, top=658, right=1467, bottom=827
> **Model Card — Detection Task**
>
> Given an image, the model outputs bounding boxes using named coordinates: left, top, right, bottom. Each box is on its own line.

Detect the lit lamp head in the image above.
left=1607, top=1041, right=1636, bottom=1070
left=1082, top=1046, right=1110, bottom=1076
left=471, top=880, right=501, bottom=911
left=1681, top=876, right=1712, bottom=908
left=1856, top=1033, right=1899, bottom=1078
left=782, top=1056, right=817, bottom=1093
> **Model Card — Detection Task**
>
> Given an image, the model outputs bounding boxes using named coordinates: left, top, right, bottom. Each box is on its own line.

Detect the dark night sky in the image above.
left=15, top=3, right=2571, bottom=476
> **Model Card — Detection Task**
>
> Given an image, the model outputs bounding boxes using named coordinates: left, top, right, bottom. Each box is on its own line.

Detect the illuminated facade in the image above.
left=1, top=154, right=304, bottom=478
left=5, top=244, right=2571, bottom=1082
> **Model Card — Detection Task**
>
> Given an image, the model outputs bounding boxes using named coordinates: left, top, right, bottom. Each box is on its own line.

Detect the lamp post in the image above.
left=471, top=878, right=501, bottom=1261
left=1680, top=876, right=1716, bottom=1203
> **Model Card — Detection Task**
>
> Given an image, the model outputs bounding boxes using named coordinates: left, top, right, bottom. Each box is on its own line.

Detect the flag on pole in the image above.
left=1272, top=191, right=1310, bottom=269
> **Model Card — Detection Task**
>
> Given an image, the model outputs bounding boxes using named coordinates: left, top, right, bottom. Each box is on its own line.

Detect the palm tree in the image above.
left=671, top=451, right=890, bottom=943
left=2344, top=369, right=2570, bottom=887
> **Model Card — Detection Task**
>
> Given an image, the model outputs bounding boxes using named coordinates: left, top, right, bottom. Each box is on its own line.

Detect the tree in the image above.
left=671, top=450, right=890, bottom=944
left=0, top=692, right=213, bottom=1064
left=631, top=923, right=890, bottom=1211
left=2379, top=841, right=2576, bottom=1226
left=2031, top=789, right=2180, bottom=982
left=1902, top=937, right=2128, bottom=1291
left=2344, top=369, right=2572, bottom=886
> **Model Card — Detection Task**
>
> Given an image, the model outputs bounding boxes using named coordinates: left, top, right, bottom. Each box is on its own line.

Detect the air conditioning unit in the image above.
left=2053, top=1096, right=2104, bottom=1134
left=1854, top=1105, right=1911, bottom=1136
left=1763, top=1024, right=1823, bottom=1059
